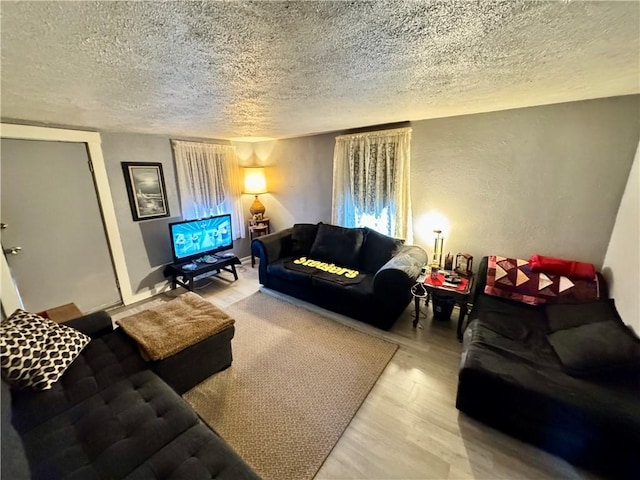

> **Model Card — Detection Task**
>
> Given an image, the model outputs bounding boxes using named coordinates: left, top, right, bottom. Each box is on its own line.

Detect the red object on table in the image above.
left=425, top=273, right=469, bottom=291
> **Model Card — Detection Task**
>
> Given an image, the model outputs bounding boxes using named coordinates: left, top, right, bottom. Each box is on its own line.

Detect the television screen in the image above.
left=169, top=214, right=233, bottom=263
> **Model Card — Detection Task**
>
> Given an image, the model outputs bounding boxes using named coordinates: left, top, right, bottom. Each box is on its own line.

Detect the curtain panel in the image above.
left=332, top=127, right=413, bottom=242
left=172, top=140, right=246, bottom=239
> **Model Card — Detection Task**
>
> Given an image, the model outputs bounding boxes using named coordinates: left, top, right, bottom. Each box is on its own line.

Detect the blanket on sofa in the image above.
left=484, top=255, right=600, bottom=305
left=117, top=292, right=234, bottom=360
left=284, top=256, right=366, bottom=285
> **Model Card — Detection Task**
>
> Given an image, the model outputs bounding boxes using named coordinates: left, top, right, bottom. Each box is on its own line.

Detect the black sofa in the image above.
left=456, top=256, right=640, bottom=478
left=251, top=222, right=427, bottom=330
left=1, top=311, right=259, bottom=480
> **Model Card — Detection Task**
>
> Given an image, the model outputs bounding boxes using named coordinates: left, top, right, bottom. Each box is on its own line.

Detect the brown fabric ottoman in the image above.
left=150, top=325, right=235, bottom=394
left=116, top=293, right=236, bottom=395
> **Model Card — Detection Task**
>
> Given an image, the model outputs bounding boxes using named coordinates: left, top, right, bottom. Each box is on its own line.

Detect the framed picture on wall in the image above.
left=121, top=162, right=170, bottom=221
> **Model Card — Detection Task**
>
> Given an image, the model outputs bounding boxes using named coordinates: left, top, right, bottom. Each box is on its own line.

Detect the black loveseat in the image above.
left=1, top=311, right=259, bottom=480
left=252, top=223, right=427, bottom=330
left=456, top=257, right=640, bottom=478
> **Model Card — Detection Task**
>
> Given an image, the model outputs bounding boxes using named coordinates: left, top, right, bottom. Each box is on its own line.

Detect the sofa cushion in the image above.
left=311, top=274, right=375, bottom=304
left=1, top=380, right=30, bottom=479
left=359, top=228, right=404, bottom=273
left=546, top=299, right=622, bottom=332
left=267, top=258, right=313, bottom=285
left=309, top=223, right=364, bottom=268
left=290, top=223, right=320, bottom=256
left=1, top=310, right=90, bottom=391
left=10, top=329, right=147, bottom=433
left=547, top=320, right=640, bottom=378
left=124, top=423, right=260, bottom=480
left=20, top=370, right=202, bottom=480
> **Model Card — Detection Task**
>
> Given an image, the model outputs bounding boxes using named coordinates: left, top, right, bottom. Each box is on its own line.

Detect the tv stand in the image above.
left=163, top=255, right=241, bottom=292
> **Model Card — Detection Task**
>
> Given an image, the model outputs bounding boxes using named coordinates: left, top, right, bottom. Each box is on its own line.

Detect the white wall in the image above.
left=602, top=141, right=640, bottom=333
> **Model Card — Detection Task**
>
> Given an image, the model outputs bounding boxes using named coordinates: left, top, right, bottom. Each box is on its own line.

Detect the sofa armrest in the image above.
left=64, top=310, right=114, bottom=339
left=373, top=245, right=428, bottom=301
left=251, top=227, right=293, bottom=285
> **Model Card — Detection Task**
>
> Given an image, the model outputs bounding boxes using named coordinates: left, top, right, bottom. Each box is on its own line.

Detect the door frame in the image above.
left=0, top=123, right=134, bottom=314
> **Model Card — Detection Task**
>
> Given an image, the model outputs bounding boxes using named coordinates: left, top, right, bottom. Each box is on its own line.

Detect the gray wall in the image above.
left=101, top=133, right=182, bottom=294
left=258, top=95, right=639, bottom=271
left=101, top=132, right=252, bottom=295
left=99, top=95, right=639, bottom=296
left=410, top=95, right=639, bottom=268
left=250, top=134, right=335, bottom=233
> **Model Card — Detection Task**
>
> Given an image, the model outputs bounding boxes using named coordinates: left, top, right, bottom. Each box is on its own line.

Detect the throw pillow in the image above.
left=359, top=228, right=404, bottom=273
left=529, top=254, right=596, bottom=280
left=547, top=320, right=640, bottom=377
left=0, top=310, right=90, bottom=390
left=484, top=255, right=600, bottom=306
left=290, top=223, right=320, bottom=256
left=309, top=223, right=365, bottom=269
left=546, top=299, right=622, bottom=332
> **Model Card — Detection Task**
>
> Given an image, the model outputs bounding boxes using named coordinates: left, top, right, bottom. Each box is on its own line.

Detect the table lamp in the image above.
left=433, top=229, right=444, bottom=266
left=244, top=167, right=267, bottom=216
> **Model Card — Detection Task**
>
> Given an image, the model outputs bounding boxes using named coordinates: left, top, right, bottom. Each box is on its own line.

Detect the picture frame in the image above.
left=121, top=162, right=170, bottom=221
left=455, top=253, right=474, bottom=276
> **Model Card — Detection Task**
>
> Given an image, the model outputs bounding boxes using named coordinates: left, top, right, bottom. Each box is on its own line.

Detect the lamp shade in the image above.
left=244, top=167, right=267, bottom=194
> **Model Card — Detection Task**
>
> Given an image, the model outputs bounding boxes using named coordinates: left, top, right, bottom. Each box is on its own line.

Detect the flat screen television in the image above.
left=169, top=213, right=233, bottom=264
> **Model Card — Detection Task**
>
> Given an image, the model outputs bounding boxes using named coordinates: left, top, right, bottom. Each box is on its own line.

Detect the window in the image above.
left=172, top=140, right=246, bottom=239
left=331, top=127, right=412, bottom=241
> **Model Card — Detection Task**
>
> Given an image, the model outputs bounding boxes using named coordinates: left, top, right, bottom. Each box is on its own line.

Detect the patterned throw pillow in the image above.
left=484, top=255, right=600, bottom=306
left=0, top=310, right=90, bottom=390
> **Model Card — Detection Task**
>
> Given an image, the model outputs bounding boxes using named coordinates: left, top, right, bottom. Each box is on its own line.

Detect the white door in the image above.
left=1, top=139, right=121, bottom=313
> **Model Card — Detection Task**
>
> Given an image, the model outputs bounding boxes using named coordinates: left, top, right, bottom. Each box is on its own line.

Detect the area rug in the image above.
left=183, top=291, right=398, bottom=480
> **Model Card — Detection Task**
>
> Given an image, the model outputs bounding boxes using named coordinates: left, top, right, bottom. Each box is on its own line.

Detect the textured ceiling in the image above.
left=1, top=1, right=639, bottom=140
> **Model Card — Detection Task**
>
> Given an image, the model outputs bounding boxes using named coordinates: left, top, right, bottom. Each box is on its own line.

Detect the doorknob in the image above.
left=0, top=223, right=7, bottom=230
left=3, top=246, right=22, bottom=255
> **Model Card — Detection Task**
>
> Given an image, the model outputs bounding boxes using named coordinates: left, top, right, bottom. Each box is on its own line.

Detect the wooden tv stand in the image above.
left=163, top=255, right=241, bottom=292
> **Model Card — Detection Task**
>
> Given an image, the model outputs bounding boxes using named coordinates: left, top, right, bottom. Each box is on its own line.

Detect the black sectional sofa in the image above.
left=2, top=311, right=259, bottom=480
left=252, top=222, right=427, bottom=330
left=456, top=257, right=640, bottom=478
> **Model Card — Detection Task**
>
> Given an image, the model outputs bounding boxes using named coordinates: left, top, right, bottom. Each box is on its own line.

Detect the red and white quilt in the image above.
left=485, top=255, right=600, bottom=306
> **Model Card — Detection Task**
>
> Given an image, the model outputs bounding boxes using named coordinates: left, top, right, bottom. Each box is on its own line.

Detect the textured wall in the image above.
left=101, top=132, right=254, bottom=295
left=97, top=95, right=639, bottom=297
left=250, top=134, right=335, bottom=232
left=100, top=133, right=181, bottom=294
left=410, top=95, right=640, bottom=268
left=603, top=142, right=639, bottom=332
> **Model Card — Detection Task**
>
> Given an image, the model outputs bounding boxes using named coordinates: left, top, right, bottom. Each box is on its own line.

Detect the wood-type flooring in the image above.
left=110, top=260, right=600, bottom=480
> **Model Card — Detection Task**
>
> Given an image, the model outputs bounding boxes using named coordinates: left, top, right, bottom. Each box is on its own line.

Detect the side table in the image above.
left=413, top=272, right=474, bottom=341
left=249, top=218, right=270, bottom=267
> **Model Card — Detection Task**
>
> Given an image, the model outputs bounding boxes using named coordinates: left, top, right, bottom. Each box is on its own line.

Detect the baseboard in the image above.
left=124, top=280, right=173, bottom=305
left=124, top=256, right=252, bottom=305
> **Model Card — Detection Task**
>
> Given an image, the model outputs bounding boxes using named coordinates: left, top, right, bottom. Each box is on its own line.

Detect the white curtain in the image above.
left=172, top=140, right=246, bottom=239
left=332, top=127, right=413, bottom=242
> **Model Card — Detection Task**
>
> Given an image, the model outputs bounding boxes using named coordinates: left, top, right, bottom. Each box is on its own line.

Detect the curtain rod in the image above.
left=335, top=126, right=412, bottom=140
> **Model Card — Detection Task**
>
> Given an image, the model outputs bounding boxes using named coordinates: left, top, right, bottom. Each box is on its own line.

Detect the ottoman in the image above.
left=150, top=325, right=235, bottom=394
left=116, top=292, right=236, bottom=395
